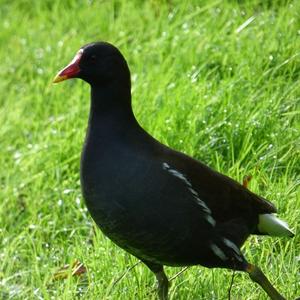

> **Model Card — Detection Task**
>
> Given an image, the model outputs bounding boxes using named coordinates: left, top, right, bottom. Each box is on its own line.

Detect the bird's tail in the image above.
left=257, top=214, right=294, bottom=237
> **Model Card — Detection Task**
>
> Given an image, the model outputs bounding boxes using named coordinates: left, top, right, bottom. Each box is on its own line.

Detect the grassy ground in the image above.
left=0, top=0, right=299, bottom=299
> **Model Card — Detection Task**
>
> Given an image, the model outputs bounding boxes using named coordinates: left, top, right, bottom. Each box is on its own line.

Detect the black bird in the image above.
left=53, top=42, right=294, bottom=300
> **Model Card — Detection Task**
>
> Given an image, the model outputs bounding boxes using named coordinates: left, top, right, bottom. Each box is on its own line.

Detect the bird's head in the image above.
left=53, top=42, right=130, bottom=87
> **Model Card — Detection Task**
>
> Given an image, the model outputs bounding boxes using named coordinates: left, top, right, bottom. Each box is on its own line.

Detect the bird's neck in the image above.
left=91, top=83, right=133, bottom=114
left=87, top=84, right=138, bottom=137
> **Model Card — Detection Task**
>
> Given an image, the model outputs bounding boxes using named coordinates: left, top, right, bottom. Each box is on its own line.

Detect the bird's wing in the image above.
left=158, top=146, right=277, bottom=224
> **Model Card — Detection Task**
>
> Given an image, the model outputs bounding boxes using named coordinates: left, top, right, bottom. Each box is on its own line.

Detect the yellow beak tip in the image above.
left=53, top=75, right=68, bottom=83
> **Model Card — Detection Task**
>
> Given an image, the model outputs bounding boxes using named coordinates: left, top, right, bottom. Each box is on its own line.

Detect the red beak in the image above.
left=53, top=49, right=83, bottom=83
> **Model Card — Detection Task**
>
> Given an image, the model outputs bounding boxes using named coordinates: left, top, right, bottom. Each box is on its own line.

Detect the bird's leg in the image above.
left=142, top=261, right=169, bottom=300
left=155, top=268, right=169, bottom=300
left=246, top=263, right=286, bottom=300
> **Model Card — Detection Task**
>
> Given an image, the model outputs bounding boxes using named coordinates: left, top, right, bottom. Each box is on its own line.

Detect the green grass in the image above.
left=0, top=0, right=299, bottom=299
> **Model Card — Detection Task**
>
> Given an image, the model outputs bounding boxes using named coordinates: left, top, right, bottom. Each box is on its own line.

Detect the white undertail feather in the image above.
left=258, top=214, right=294, bottom=237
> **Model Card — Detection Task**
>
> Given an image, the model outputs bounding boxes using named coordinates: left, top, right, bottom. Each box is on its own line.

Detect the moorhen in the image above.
left=53, top=42, right=294, bottom=300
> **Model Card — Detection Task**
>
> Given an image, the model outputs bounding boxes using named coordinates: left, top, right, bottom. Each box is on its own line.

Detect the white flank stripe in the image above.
left=165, top=168, right=191, bottom=187
left=210, top=243, right=227, bottom=261
left=206, top=215, right=216, bottom=226
left=223, top=238, right=240, bottom=254
left=222, top=238, right=243, bottom=262
left=162, top=162, right=216, bottom=226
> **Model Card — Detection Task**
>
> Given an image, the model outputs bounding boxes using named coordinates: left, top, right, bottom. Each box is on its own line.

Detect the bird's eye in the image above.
left=89, top=55, right=97, bottom=62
